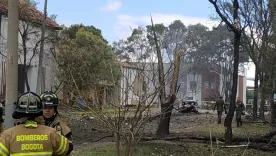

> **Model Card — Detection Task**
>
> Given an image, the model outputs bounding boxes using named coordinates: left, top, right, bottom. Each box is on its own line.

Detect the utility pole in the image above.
left=5, top=0, right=19, bottom=129
left=36, top=0, right=47, bottom=94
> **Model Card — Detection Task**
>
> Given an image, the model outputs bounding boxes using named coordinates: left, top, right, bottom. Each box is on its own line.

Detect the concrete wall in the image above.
left=120, top=66, right=138, bottom=105
left=185, top=73, right=202, bottom=105
left=118, top=62, right=247, bottom=107
left=119, top=63, right=160, bottom=106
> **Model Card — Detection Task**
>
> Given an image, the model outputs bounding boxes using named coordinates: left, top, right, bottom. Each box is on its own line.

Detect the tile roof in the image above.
left=119, top=62, right=136, bottom=68
left=0, top=0, right=61, bottom=30
left=118, top=62, right=144, bottom=70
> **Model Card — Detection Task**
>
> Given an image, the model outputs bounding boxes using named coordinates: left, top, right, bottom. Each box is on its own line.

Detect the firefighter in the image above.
left=40, top=91, right=72, bottom=141
left=214, top=96, right=227, bottom=124
left=0, top=91, right=73, bottom=155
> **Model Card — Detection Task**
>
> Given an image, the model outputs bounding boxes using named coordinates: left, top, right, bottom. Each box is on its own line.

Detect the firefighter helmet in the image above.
left=40, top=91, right=58, bottom=108
left=12, top=92, right=43, bottom=119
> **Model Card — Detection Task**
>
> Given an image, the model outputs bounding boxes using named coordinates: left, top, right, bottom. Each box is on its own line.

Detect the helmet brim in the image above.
left=12, top=111, right=43, bottom=119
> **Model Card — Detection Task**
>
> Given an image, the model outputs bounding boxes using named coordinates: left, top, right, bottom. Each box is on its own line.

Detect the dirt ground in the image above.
left=62, top=108, right=272, bottom=153
left=68, top=115, right=113, bottom=144
left=144, top=110, right=220, bottom=134
left=66, top=109, right=224, bottom=144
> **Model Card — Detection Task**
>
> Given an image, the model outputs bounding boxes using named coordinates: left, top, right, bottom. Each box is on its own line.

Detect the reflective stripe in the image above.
left=0, top=150, right=7, bottom=156
left=56, top=136, right=68, bottom=155
left=24, top=121, right=38, bottom=128
left=24, top=123, right=38, bottom=128
left=40, top=94, right=44, bottom=99
left=0, top=142, right=9, bottom=156
left=10, top=151, right=52, bottom=156
left=53, top=94, right=57, bottom=98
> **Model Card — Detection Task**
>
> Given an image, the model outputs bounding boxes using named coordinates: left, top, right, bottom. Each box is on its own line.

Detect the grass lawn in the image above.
left=171, top=122, right=272, bottom=138
left=71, top=142, right=275, bottom=156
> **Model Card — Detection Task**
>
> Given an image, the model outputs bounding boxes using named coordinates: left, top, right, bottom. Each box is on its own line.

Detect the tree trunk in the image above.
left=225, top=65, right=232, bottom=103
left=259, top=74, right=265, bottom=119
left=24, top=69, right=30, bottom=92
left=124, top=136, right=131, bottom=156
left=115, top=132, right=121, bottom=156
left=156, top=51, right=182, bottom=136
left=208, top=0, right=241, bottom=144
left=253, top=67, right=259, bottom=120
left=270, top=93, right=275, bottom=125
left=150, top=17, right=173, bottom=136
left=224, top=0, right=241, bottom=143
left=224, top=31, right=241, bottom=144
left=224, top=76, right=229, bottom=102
left=156, top=101, right=174, bottom=136
left=260, top=92, right=265, bottom=119
left=22, top=32, right=30, bottom=92
left=36, top=0, right=47, bottom=94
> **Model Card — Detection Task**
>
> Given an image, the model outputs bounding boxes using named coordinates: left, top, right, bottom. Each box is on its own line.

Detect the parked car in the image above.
left=179, top=100, right=199, bottom=113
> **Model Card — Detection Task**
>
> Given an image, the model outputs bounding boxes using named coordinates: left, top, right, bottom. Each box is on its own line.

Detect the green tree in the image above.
left=199, top=24, right=249, bottom=101
left=61, top=24, right=108, bottom=43
left=56, top=26, right=120, bottom=100
left=59, top=25, right=161, bottom=156
left=113, top=26, right=158, bottom=61
left=240, top=0, right=274, bottom=120
left=262, top=0, right=276, bottom=124
left=113, top=20, right=248, bottom=136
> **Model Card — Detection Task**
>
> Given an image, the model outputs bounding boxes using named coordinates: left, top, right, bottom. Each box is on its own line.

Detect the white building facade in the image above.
left=0, top=1, right=61, bottom=98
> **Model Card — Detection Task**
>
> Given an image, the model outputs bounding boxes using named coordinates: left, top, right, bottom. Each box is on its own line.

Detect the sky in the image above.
left=35, top=0, right=255, bottom=86
left=35, top=0, right=219, bottom=42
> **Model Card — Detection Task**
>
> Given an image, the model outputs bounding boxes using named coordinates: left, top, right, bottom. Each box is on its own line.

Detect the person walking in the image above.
left=214, top=96, right=227, bottom=124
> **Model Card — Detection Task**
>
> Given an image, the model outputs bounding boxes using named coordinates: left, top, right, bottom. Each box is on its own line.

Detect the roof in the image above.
left=118, top=62, right=144, bottom=70
left=0, top=0, right=61, bottom=30
left=119, top=62, right=136, bottom=68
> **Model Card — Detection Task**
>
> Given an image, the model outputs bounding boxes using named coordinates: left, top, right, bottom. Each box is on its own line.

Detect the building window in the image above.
left=190, top=81, right=197, bottom=91
left=204, top=81, right=209, bottom=89
left=211, top=82, right=215, bottom=89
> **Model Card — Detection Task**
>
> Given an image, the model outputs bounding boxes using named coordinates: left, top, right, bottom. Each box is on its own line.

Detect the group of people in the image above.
left=0, top=91, right=73, bottom=155
left=214, top=96, right=245, bottom=127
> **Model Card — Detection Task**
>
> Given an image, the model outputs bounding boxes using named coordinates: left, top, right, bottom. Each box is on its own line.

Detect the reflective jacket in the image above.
left=41, top=116, right=72, bottom=142
left=0, top=120, right=70, bottom=156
